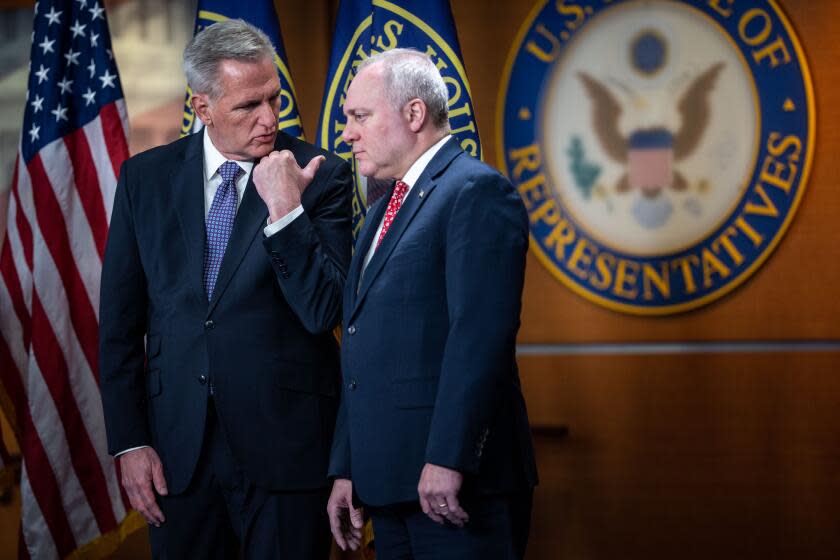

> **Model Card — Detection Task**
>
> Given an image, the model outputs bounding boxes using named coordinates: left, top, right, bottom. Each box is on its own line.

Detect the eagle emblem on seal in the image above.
left=578, top=62, right=724, bottom=198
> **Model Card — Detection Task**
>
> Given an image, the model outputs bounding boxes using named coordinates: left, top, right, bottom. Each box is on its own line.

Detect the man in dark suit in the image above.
left=326, top=49, right=538, bottom=559
left=99, top=20, right=351, bottom=558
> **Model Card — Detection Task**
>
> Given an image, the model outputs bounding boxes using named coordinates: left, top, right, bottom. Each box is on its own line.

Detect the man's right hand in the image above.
left=327, top=478, right=363, bottom=551
left=119, top=447, right=168, bottom=527
left=253, top=151, right=325, bottom=222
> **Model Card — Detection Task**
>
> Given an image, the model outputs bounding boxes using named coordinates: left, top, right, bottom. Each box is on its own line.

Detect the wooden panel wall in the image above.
left=523, top=353, right=840, bottom=559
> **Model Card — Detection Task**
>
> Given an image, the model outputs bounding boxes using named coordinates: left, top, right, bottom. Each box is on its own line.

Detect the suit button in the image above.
left=198, top=374, right=208, bottom=385
left=347, top=325, right=356, bottom=335
left=204, top=320, right=214, bottom=329
left=348, top=379, right=357, bottom=391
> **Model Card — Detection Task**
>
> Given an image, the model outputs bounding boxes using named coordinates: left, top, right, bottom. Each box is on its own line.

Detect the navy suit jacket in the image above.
left=329, top=138, right=538, bottom=506
left=100, top=131, right=352, bottom=494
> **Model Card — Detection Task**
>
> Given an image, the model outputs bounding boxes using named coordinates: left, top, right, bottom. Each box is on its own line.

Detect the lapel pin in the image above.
left=419, top=190, right=425, bottom=198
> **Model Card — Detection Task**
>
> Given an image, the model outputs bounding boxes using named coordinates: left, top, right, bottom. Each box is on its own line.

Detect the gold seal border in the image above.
left=495, top=0, right=816, bottom=316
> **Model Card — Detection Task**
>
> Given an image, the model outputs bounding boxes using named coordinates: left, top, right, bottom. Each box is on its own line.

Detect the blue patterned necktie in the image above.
left=204, top=161, right=242, bottom=299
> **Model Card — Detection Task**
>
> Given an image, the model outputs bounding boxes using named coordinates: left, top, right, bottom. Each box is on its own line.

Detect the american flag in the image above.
left=0, top=1, right=137, bottom=558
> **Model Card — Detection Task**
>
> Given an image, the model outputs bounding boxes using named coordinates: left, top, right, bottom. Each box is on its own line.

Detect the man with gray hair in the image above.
left=327, top=48, right=538, bottom=559
left=100, top=19, right=351, bottom=558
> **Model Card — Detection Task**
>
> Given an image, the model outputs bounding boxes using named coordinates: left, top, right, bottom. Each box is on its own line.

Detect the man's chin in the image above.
left=252, top=138, right=277, bottom=158
left=358, top=164, right=383, bottom=180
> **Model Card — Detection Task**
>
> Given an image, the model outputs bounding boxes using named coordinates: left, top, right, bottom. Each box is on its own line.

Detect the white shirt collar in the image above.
left=360, top=135, right=453, bottom=271
left=399, top=135, right=452, bottom=188
left=202, top=127, right=255, bottom=181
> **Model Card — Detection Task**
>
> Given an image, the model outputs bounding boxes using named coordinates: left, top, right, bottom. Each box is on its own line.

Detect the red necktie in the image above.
left=376, top=180, right=409, bottom=248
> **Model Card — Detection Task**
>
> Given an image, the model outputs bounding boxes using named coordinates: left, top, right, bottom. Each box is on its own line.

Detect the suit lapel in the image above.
left=205, top=134, right=310, bottom=316
left=350, top=137, right=463, bottom=319
left=172, top=134, right=208, bottom=305
left=347, top=192, right=390, bottom=305
left=352, top=177, right=436, bottom=315
left=207, top=173, right=269, bottom=317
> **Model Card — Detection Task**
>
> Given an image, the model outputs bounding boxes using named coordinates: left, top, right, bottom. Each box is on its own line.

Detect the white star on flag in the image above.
left=82, top=87, right=97, bottom=105
left=57, top=77, right=74, bottom=94
left=35, top=64, right=49, bottom=83
left=45, top=6, right=62, bottom=25
left=70, top=20, right=86, bottom=38
left=99, top=69, right=116, bottom=88
left=76, top=0, right=88, bottom=7
left=87, top=60, right=96, bottom=78
left=89, top=4, right=105, bottom=20
left=38, top=36, right=55, bottom=54
left=91, top=32, right=99, bottom=47
left=28, top=124, right=40, bottom=142
left=30, top=94, right=44, bottom=112
left=51, top=104, right=68, bottom=122
left=64, top=48, right=81, bottom=66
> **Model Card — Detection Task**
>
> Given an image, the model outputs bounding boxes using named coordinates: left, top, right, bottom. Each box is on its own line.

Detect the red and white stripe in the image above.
left=0, top=99, right=132, bottom=559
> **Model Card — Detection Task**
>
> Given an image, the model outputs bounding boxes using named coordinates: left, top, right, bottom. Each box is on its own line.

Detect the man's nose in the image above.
left=258, top=102, right=277, bottom=129
left=341, top=121, right=356, bottom=144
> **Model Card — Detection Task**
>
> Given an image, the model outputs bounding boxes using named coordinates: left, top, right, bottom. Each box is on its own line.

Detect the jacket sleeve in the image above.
left=262, top=158, right=353, bottom=334
left=328, top=397, right=352, bottom=479
left=99, top=161, right=151, bottom=456
left=424, top=171, right=529, bottom=474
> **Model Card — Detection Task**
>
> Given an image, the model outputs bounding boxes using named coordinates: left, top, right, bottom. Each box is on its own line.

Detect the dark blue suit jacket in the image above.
left=100, top=131, right=352, bottom=494
left=329, top=138, right=538, bottom=506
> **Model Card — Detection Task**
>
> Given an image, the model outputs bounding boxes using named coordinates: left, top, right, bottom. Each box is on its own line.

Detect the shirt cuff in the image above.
left=115, top=445, right=150, bottom=458
left=264, top=205, right=304, bottom=237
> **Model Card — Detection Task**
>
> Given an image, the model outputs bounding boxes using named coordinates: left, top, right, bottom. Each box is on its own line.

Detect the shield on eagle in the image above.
left=628, top=128, right=674, bottom=196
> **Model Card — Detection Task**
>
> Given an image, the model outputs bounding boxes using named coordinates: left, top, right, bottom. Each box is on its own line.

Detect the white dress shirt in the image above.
left=361, top=135, right=452, bottom=272
left=202, top=129, right=303, bottom=236
left=202, top=128, right=253, bottom=217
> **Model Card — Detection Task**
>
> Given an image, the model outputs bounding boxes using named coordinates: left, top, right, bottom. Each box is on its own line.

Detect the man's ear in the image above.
left=191, top=92, right=212, bottom=126
left=406, top=98, right=427, bottom=133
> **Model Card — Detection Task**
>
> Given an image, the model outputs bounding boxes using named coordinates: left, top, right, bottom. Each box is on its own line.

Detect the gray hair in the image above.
left=358, top=49, right=450, bottom=130
left=183, top=19, right=275, bottom=99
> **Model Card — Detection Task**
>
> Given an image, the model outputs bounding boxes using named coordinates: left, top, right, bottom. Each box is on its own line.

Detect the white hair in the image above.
left=358, top=48, right=450, bottom=130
